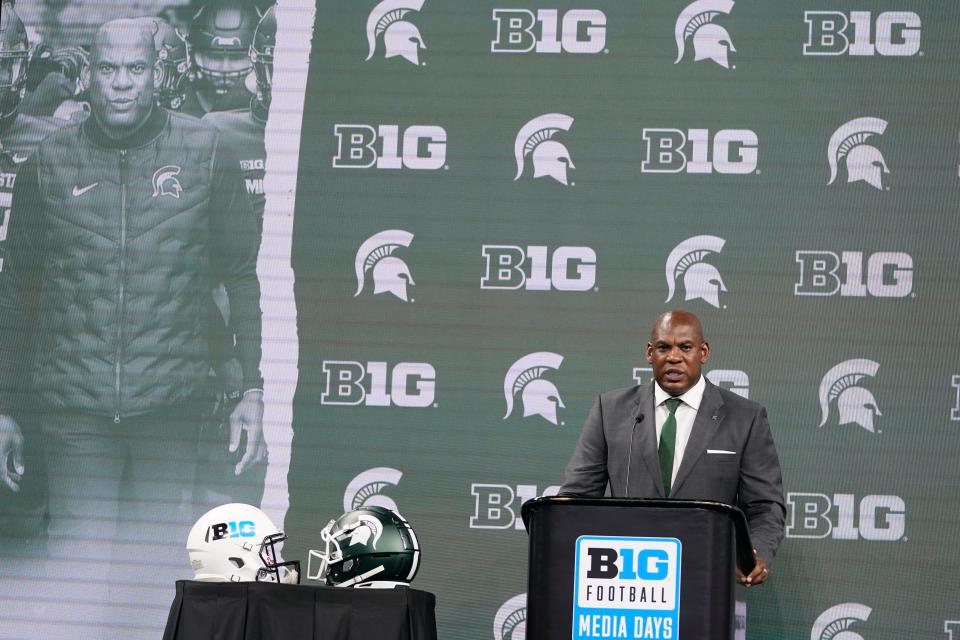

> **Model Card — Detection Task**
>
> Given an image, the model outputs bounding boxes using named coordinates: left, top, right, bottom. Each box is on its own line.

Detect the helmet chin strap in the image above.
left=335, top=564, right=384, bottom=588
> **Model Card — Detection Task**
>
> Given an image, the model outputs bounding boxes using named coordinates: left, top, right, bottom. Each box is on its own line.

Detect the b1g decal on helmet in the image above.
left=365, top=0, right=427, bottom=67
left=307, top=506, right=421, bottom=588
left=827, top=117, right=889, bottom=191
left=354, top=229, right=416, bottom=302
left=513, top=113, right=575, bottom=186
left=664, top=235, right=727, bottom=309
left=152, top=165, right=183, bottom=199
left=818, top=359, right=882, bottom=434
left=503, top=352, right=565, bottom=426
left=674, top=0, right=736, bottom=69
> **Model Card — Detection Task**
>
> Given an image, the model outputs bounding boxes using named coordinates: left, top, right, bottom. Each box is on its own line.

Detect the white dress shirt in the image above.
left=654, top=374, right=706, bottom=487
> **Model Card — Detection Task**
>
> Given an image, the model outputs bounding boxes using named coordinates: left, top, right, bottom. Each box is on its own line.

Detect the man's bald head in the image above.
left=651, top=310, right=705, bottom=343
left=85, top=19, right=157, bottom=138
left=646, top=310, right=710, bottom=396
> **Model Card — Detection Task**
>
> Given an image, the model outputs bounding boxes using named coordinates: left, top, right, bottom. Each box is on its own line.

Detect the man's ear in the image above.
left=700, top=341, right=711, bottom=363
left=79, top=63, right=90, bottom=92
left=645, top=342, right=654, bottom=364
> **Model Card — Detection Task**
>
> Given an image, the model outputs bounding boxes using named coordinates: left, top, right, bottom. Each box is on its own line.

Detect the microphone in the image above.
left=624, top=414, right=643, bottom=496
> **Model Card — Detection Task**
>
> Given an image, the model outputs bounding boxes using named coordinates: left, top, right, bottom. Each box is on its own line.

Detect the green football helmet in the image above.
left=307, top=506, right=421, bottom=588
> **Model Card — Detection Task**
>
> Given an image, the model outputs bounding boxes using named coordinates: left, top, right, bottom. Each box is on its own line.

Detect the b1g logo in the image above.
left=494, top=593, right=527, bottom=640
left=470, top=483, right=560, bottom=530
left=827, top=117, right=889, bottom=191
left=951, top=375, right=960, bottom=421
left=642, top=129, right=758, bottom=174
left=811, top=603, right=871, bottom=640
left=481, top=245, right=596, bottom=291
left=664, top=235, right=727, bottom=309
left=333, top=124, right=447, bottom=170
left=205, top=520, right=256, bottom=542
left=321, top=361, right=436, bottom=408
left=675, top=0, right=736, bottom=69
left=491, top=9, right=607, bottom=54
left=804, top=11, right=921, bottom=57
left=365, top=0, right=427, bottom=66
left=514, top=113, right=576, bottom=186
left=503, top=352, right=565, bottom=425
left=787, top=493, right=905, bottom=541
left=344, top=467, right=403, bottom=514
left=795, top=251, right=913, bottom=298
left=818, top=359, right=882, bottom=433
left=573, top=536, right=680, bottom=640
left=633, top=367, right=748, bottom=398
left=355, top=230, right=416, bottom=302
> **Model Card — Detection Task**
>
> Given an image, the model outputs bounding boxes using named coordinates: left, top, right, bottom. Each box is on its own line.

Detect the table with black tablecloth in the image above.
left=162, top=581, right=437, bottom=640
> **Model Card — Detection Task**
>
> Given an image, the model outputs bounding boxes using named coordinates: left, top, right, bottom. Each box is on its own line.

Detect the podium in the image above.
left=521, top=497, right=754, bottom=640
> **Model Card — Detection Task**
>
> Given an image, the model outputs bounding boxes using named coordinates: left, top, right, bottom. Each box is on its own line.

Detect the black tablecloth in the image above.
left=162, top=581, right=437, bottom=640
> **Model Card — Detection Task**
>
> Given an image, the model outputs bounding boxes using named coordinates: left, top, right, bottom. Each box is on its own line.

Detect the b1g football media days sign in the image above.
left=573, top=536, right=682, bottom=639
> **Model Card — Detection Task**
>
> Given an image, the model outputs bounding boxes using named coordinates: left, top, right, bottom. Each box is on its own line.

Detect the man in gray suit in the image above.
left=560, top=310, right=785, bottom=587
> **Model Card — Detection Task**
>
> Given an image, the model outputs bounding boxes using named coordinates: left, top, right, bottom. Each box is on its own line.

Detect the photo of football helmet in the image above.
left=135, top=17, right=190, bottom=111
left=188, top=0, right=259, bottom=97
left=186, top=503, right=300, bottom=584
left=307, top=506, right=421, bottom=588
left=0, top=1, right=30, bottom=122
left=249, top=4, right=275, bottom=114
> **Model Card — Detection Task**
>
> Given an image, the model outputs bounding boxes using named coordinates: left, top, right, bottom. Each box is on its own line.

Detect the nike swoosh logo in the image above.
left=72, top=183, right=99, bottom=197
left=11, top=154, right=28, bottom=164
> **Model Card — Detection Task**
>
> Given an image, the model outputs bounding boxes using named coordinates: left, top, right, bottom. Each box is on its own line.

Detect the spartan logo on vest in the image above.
left=355, top=230, right=415, bottom=302
left=811, top=603, right=871, bottom=640
left=365, top=0, right=427, bottom=66
left=344, top=467, right=403, bottom=514
left=481, top=245, right=596, bottom=291
left=494, top=593, right=527, bottom=640
left=804, top=11, right=921, bottom=56
left=675, top=0, right=736, bottom=69
left=795, top=251, right=913, bottom=298
left=664, top=235, right=727, bottom=309
left=787, top=492, right=905, bottom=541
left=333, top=124, right=447, bottom=170
left=321, top=360, right=436, bottom=408
left=828, top=117, right=889, bottom=190
left=503, top=352, right=565, bottom=426
left=818, top=359, right=882, bottom=433
left=491, top=9, right=607, bottom=54
left=642, top=128, right=758, bottom=174
left=514, top=114, right=575, bottom=186
left=152, top=165, right=183, bottom=198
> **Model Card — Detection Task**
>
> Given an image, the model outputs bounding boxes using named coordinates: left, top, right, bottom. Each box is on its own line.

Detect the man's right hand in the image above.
left=0, top=414, right=24, bottom=492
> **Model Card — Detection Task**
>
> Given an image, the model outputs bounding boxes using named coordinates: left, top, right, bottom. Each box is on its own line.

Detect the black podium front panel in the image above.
left=523, top=498, right=744, bottom=640
left=162, top=580, right=437, bottom=640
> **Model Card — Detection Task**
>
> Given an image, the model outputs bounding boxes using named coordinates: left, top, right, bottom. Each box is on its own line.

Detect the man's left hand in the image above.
left=736, top=549, right=769, bottom=587
left=228, top=390, right=266, bottom=476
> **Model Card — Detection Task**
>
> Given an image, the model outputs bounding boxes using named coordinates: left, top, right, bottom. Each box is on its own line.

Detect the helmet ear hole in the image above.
left=229, top=557, right=246, bottom=568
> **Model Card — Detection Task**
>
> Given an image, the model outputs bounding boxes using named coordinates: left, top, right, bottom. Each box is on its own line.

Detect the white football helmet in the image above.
left=187, top=503, right=300, bottom=583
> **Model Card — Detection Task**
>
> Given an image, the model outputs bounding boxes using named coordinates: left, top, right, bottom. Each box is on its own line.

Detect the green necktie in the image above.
left=659, top=398, right=682, bottom=496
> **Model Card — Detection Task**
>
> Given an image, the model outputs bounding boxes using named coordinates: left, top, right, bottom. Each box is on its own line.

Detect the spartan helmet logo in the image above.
left=152, top=165, right=183, bottom=198
left=514, top=114, right=575, bottom=186
left=354, top=230, right=416, bottom=302
left=343, top=467, right=403, bottom=514
left=811, top=603, right=871, bottom=640
left=493, top=593, right=527, bottom=640
left=675, top=0, right=736, bottom=69
left=827, top=117, right=889, bottom=191
left=818, top=359, right=882, bottom=433
left=365, top=0, right=427, bottom=66
left=664, top=235, right=727, bottom=309
left=503, top=352, right=565, bottom=426
left=346, top=515, right=384, bottom=548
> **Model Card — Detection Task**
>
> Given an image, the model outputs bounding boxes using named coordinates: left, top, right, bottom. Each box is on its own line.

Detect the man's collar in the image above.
left=82, top=107, right=168, bottom=150
left=654, top=374, right=706, bottom=411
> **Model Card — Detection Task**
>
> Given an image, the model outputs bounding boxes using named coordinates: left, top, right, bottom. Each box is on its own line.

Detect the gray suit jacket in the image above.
left=560, top=379, right=786, bottom=564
